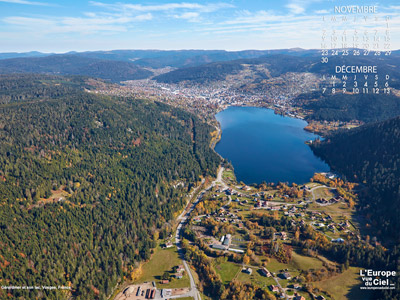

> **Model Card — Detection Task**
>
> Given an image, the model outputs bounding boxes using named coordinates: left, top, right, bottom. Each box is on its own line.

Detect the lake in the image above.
left=215, top=106, right=329, bottom=184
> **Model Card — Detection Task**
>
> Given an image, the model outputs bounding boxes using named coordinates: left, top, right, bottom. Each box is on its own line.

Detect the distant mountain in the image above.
left=131, top=49, right=321, bottom=68
left=0, top=49, right=319, bottom=68
left=311, top=116, right=400, bottom=241
left=155, top=54, right=400, bottom=85
left=1, top=49, right=399, bottom=85
left=0, top=55, right=153, bottom=82
left=0, top=51, right=51, bottom=60
left=154, top=54, right=318, bottom=84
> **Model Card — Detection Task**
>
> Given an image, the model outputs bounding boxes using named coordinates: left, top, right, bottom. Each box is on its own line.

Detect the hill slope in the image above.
left=0, top=74, right=220, bottom=300
left=0, top=55, right=153, bottom=82
left=311, top=117, right=400, bottom=239
left=295, top=92, right=400, bottom=123
left=155, top=54, right=400, bottom=88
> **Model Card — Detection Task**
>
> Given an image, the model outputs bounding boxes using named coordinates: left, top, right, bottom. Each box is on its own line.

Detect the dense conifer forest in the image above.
left=0, top=74, right=221, bottom=299
left=311, top=117, right=400, bottom=299
left=296, top=92, right=400, bottom=123
left=311, top=116, right=400, bottom=239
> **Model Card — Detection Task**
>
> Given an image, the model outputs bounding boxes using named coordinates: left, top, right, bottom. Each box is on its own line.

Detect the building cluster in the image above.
left=92, top=69, right=320, bottom=121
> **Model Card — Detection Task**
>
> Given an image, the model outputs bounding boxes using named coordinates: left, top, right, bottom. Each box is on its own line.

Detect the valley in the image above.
left=0, top=50, right=399, bottom=300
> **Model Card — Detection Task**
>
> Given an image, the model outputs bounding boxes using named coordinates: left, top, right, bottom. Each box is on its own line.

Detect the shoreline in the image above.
left=212, top=106, right=330, bottom=186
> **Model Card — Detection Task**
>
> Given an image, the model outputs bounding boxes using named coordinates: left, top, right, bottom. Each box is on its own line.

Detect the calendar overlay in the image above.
left=321, top=5, right=391, bottom=95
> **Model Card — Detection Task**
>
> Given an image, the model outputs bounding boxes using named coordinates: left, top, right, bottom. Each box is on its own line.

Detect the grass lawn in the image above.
left=308, top=202, right=355, bottom=225
left=236, top=268, right=276, bottom=288
left=236, top=209, right=252, bottom=220
left=214, top=261, right=241, bottom=284
left=223, top=169, right=236, bottom=181
left=265, top=258, right=290, bottom=273
left=313, top=267, right=371, bottom=300
left=313, top=187, right=334, bottom=199
left=290, top=251, right=323, bottom=271
left=137, top=246, right=190, bottom=289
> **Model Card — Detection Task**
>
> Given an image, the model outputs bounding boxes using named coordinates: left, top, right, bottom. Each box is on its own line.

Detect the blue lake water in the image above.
left=215, top=106, right=329, bottom=184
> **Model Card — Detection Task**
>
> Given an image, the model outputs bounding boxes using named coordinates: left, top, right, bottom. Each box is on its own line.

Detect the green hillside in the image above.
left=0, top=74, right=220, bottom=300
left=311, top=117, right=400, bottom=239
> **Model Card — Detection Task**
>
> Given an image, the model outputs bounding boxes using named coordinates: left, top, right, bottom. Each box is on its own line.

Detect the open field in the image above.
left=265, top=258, right=290, bottom=273
left=137, top=246, right=190, bottom=289
left=214, top=261, right=241, bottom=284
left=313, top=187, right=334, bottom=199
left=222, top=169, right=236, bottom=181
left=290, top=251, right=323, bottom=271
left=308, top=202, right=354, bottom=220
left=236, top=268, right=276, bottom=288
left=313, top=267, right=371, bottom=300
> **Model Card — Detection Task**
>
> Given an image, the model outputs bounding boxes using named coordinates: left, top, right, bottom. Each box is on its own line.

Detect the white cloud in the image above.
left=0, top=0, right=49, bottom=5
left=285, top=0, right=323, bottom=15
left=2, top=13, right=154, bottom=34
left=286, top=3, right=305, bottom=14
left=89, top=1, right=233, bottom=13
left=314, top=9, right=329, bottom=14
left=174, top=12, right=200, bottom=22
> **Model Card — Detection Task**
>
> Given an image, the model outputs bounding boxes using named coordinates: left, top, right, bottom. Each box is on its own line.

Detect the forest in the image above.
left=296, top=92, right=400, bottom=123
left=0, top=55, right=152, bottom=82
left=311, top=116, right=400, bottom=239
left=0, top=74, right=221, bottom=299
left=311, top=116, right=400, bottom=300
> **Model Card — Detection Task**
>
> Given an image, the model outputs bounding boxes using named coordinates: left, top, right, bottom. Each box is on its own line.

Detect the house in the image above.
left=176, top=265, right=184, bottom=273
left=269, top=285, right=280, bottom=293
left=243, top=267, right=252, bottom=275
left=174, top=273, right=183, bottom=279
left=294, top=296, right=305, bottom=300
left=282, top=272, right=291, bottom=279
left=332, top=238, right=345, bottom=243
left=281, top=232, right=288, bottom=240
left=161, top=280, right=169, bottom=284
left=163, top=241, right=173, bottom=248
left=223, top=234, right=231, bottom=246
left=261, top=267, right=271, bottom=277
left=292, top=284, right=301, bottom=290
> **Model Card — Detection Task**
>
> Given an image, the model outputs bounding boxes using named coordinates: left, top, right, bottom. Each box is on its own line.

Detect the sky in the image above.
left=0, top=0, right=399, bottom=52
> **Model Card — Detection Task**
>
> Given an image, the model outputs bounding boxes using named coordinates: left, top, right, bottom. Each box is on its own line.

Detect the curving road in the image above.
left=174, top=167, right=226, bottom=300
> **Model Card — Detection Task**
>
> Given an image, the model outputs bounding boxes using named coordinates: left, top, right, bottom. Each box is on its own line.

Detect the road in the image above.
left=173, top=167, right=226, bottom=300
